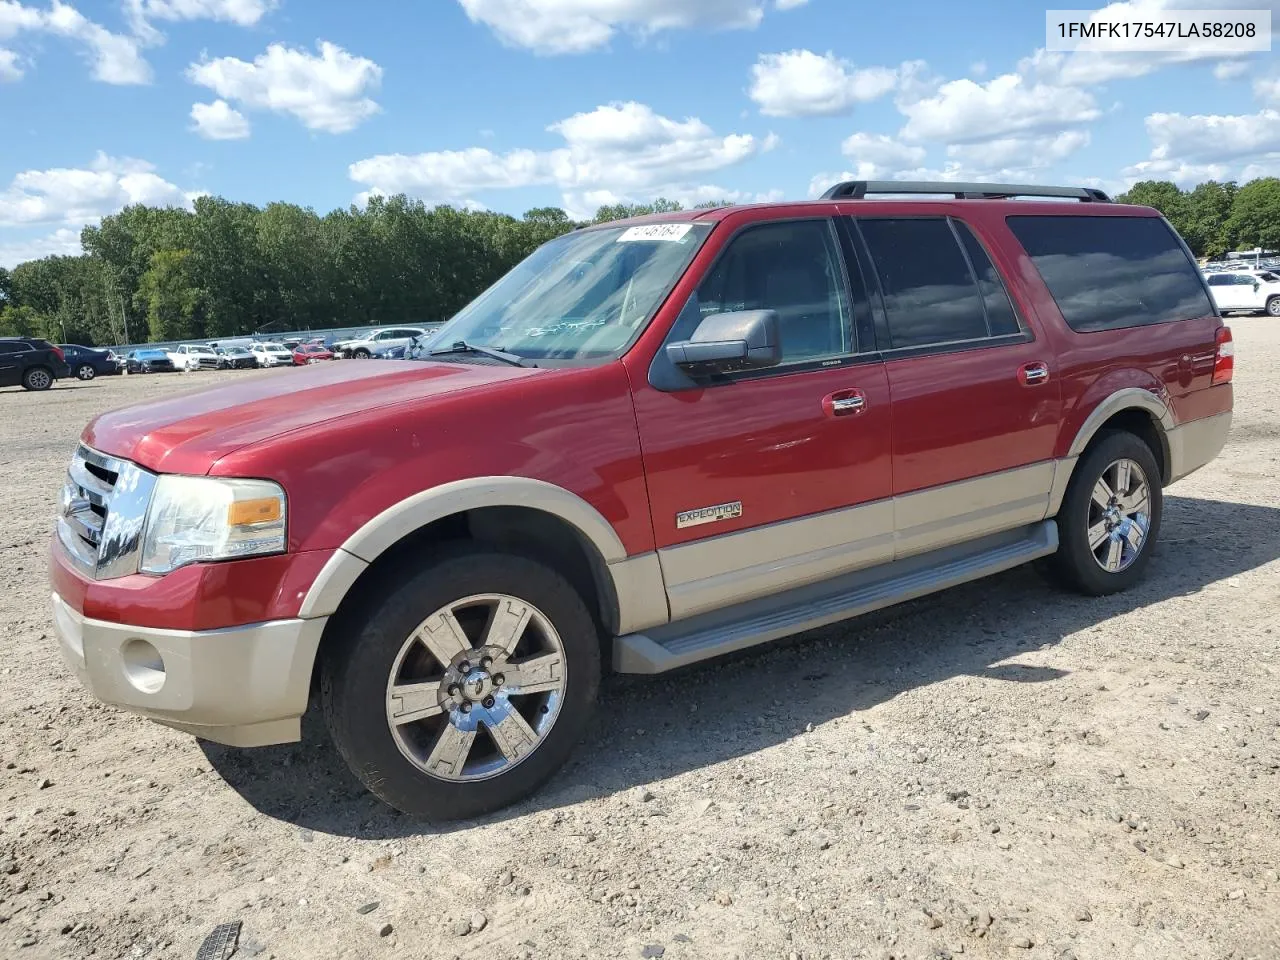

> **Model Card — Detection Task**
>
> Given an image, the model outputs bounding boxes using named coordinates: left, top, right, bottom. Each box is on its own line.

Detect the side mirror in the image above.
left=665, top=309, right=781, bottom=371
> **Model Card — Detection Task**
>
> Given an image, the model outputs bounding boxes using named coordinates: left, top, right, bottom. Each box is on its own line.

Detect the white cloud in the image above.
left=1256, top=76, right=1280, bottom=105
left=350, top=101, right=771, bottom=211
left=749, top=50, right=898, bottom=117
left=839, top=132, right=926, bottom=172
left=190, top=99, right=250, bottom=139
left=0, top=0, right=150, bottom=84
left=1145, top=109, right=1280, bottom=163
left=1122, top=108, right=1280, bottom=185
left=1213, top=60, right=1248, bottom=81
left=946, top=130, right=1090, bottom=170
left=0, top=227, right=83, bottom=268
left=0, top=47, right=21, bottom=80
left=0, top=153, right=195, bottom=228
left=898, top=72, right=1099, bottom=144
left=455, top=0, right=767, bottom=54
left=774, top=0, right=807, bottom=7
left=187, top=41, right=382, bottom=134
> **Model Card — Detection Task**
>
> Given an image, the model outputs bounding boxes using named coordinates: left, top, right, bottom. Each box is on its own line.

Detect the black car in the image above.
left=59, top=344, right=121, bottom=380
left=125, top=349, right=177, bottom=373
left=0, top=337, right=71, bottom=391
left=216, top=346, right=257, bottom=369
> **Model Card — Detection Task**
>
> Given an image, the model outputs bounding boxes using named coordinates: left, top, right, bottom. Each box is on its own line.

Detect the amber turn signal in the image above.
left=227, top=497, right=282, bottom=526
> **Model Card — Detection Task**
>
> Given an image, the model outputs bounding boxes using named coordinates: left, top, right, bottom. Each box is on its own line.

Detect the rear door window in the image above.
left=855, top=217, right=1017, bottom=350
left=1006, top=215, right=1214, bottom=331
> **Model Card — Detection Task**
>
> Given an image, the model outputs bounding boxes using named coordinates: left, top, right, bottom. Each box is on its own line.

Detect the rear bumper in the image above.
left=1168, top=409, right=1232, bottom=484
left=52, top=591, right=325, bottom=747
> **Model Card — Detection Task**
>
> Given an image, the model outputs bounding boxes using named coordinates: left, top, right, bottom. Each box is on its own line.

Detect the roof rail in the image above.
left=820, top=180, right=1112, bottom=203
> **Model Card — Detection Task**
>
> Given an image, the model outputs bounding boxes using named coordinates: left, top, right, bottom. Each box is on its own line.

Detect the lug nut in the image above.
left=493, top=673, right=505, bottom=687
left=459, top=660, right=472, bottom=675
left=447, top=684, right=460, bottom=698
left=480, top=655, right=493, bottom=669
left=482, top=695, right=496, bottom=709
left=459, top=701, right=472, bottom=714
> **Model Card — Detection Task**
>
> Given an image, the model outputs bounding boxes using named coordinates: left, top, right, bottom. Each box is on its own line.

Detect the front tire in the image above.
left=353, top=348, right=371, bottom=359
left=1048, top=430, right=1163, bottom=596
left=1267, top=296, right=1280, bottom=318
left=76, top=364, right=96, bottom=381
left=320, top=545, right=601, bottom=820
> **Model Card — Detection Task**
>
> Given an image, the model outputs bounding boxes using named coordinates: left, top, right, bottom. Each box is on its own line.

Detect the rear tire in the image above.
left=320, top=544, right=601, bottom=821
left=21, top=367, right=53, bottom=391
left=76, top=364, right=96, bottom=380
left=1047, top=430, right=1163, bottom=596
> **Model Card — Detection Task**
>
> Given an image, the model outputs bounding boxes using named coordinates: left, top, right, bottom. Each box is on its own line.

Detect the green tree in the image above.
left=0, top=266, right=11, bottom=304
left=137, top=249, right=202, bottom=341
left=1116, top=180, right=1194, bottom=245
left=1223, top=177, right=1280, bottom=253
left=1184, top=181, right=1237, bottom=259
left=593, top=198, right=684, bottom=223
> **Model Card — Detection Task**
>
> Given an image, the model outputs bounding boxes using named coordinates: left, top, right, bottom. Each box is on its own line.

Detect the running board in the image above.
left=613, top=520, right=1058, bottom=674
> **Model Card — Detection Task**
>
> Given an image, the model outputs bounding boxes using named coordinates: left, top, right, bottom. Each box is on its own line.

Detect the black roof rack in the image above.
left=820, top=180, right=1112, bottom=203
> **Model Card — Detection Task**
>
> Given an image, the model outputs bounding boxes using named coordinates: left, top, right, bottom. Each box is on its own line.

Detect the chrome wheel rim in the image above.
left=28, top=370, right=51, bottom=389
left=78, top=365, right=95, bottom=380
left=385, top=593, right=567, bottom=782
left=1088, top=458, right=1151, bottom=573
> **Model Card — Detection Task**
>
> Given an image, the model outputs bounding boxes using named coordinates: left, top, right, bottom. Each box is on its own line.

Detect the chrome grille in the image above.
left=57, top=445, right=157, bottom=579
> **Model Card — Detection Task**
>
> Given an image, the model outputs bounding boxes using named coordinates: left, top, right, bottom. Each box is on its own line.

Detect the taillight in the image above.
left=1212, top=325, right=1234, bottom=385
left=51, top=346, right=65, bottom=362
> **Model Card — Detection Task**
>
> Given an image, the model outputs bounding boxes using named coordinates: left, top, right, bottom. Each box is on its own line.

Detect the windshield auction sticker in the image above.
left=618, top=224, right=694, bottom=242
left=1046, top=8, right=1271, bottom=51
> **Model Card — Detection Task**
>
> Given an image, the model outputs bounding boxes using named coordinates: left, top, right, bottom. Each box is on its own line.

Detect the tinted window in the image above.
left=691, top=219, right=854, bottom=364
left=859, top=218, right=988, bottom=349
left=1007, top=215, right=1214, bottom=332
left=1207, top=274, right=1229, bottom=286
left=0, top=343, right=19, bottom=354
left=1233, top=275, right=1257, bottom=285
left=955, top=221, right=1021, bottom=337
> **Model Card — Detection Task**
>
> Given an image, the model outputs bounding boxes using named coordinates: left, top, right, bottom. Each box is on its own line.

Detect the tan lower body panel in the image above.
left=658, top=461, right=1056, bottom=622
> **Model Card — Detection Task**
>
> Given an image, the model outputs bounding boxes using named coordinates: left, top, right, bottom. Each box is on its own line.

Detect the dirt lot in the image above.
left=1, top=329, right=1278, bottom=960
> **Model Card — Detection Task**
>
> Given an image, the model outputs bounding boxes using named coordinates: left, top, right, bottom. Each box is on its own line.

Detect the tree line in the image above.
left=1114, top=176, right=1280, bottom=260
left=2, top=179, right=1276, bottom=348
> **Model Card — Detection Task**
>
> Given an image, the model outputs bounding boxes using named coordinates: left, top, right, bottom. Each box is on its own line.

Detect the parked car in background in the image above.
left=0, top=337, right=70, bottom=390
left=216, top=346, right=258, bottom=370
left=58, top=344, right=120, bottom=381
left=47, top=181, right=1235, bottom=822
left=125, top=349, right=177, bottom=374
left=292, top=343, right=334, bottom=365
left=249, top=342, right=294, bottom=367
left=332, top=327, right=429, bottom=359
left=1205, top=271, right=1280, bottom=316
left=169, top=344, right=221, bottom=371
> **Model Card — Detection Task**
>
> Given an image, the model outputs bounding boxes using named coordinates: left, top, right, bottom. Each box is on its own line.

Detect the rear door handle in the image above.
left=1019, top=362, right=1050, bottom=386
left=823, top=389, right=866, bottom=417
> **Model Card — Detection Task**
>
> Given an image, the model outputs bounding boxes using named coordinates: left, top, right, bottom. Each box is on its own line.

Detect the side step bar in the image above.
left=613, top=520, right=1058, bottom=674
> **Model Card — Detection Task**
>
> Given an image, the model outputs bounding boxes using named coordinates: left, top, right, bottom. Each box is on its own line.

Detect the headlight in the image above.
left=140, top=476, right=287, bottom=575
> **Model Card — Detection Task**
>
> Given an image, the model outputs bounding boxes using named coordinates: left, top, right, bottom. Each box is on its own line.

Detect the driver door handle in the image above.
left=823, top=389, right=866, bottom=417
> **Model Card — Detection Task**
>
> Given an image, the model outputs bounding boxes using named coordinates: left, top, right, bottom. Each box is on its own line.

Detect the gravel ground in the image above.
left=1, top=328, right=1278, bottom=960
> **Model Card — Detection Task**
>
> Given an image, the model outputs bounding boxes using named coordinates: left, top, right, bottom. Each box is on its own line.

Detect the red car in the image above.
left=48, top=180, right=1233, bottom=821
left=292, top=343, right=333, bottom=365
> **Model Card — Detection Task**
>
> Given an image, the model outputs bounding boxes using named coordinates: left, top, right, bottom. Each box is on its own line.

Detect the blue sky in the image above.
left=2, top=0, right=1279, bottom=266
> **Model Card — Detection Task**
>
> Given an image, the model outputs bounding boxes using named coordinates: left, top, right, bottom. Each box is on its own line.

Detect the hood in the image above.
left=83, top=359, right=540, bottom=475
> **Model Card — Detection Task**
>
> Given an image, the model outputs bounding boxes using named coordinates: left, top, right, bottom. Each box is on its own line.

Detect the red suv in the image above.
left=49, top=181, right=1233, bottom=820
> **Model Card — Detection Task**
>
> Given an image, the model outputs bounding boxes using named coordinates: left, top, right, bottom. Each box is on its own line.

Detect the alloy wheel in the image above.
left=1087, top=458, right=1151, bottom=573
left=385, top=593, right=567, bottom=782
left=77, top=365, right=96, bottom=381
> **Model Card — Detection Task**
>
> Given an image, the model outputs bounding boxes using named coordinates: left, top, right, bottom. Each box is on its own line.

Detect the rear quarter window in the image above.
left=1006, top=215, right=1214, bottom=332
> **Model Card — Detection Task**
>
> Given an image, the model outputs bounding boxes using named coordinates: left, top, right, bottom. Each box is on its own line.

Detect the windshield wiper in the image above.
left=429, top=340, right=531, bottom=368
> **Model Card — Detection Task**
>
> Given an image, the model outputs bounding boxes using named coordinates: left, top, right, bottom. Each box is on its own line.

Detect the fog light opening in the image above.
left=122, top=638, right=166, bottom=694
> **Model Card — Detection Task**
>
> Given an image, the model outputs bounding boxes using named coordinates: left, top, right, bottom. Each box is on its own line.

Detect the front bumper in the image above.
left=52, top=591, right=325, bottom=747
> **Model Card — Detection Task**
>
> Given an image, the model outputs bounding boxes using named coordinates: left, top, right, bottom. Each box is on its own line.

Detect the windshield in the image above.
left=420, top=222, right=711, bottom=363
